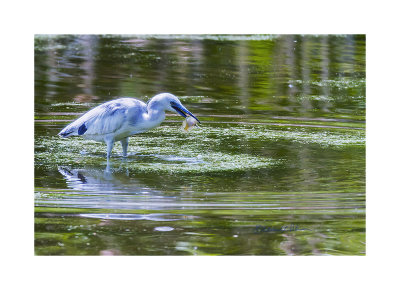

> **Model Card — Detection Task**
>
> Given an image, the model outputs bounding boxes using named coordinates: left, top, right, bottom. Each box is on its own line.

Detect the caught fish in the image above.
left=181, top=116, right=199, bottom=132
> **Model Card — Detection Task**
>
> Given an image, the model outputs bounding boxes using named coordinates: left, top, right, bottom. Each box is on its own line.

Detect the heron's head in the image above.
left=154, top=93, right=200, bottom=124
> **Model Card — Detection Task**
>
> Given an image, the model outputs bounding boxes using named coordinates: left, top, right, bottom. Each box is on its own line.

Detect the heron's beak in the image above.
left=171, top=103, right=201, bottom=124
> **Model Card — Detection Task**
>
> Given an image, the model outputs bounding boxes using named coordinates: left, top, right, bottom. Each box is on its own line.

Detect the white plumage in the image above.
left=58, top=93, right=200, bottom=159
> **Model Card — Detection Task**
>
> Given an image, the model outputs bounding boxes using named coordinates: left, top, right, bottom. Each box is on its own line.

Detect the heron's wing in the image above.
left=83, top=101, right=130, bottom=136
left=59, top=98, right=144, bottom=138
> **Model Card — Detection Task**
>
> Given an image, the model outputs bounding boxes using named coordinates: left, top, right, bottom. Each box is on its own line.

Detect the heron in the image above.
left=58, top=93, right=200, bottom=159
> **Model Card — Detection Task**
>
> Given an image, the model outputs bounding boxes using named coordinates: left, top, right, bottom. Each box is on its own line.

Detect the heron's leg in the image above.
left=105, top=159, right=112, bottom=173
left=105, top=138, right=115, bottom=159
left=120, top=137, right=129, bottom=157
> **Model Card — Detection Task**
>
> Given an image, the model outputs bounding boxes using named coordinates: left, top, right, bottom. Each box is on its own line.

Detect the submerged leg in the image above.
left=105, top=138, right=115, bottom=159
left=105, top=159, right=112, bottom=173
left=120, top=137, right=129, bottom=157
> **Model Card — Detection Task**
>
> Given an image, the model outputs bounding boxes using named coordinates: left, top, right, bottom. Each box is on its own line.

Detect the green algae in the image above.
left=290, top=78, right=366, bottom=89
left=35, top=122, right=364, bottom=174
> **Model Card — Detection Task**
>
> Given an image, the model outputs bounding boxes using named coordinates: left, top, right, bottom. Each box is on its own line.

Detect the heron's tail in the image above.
left=58, top=122, right=87, bottom=138
left=58, top=125, right=77, bottom=137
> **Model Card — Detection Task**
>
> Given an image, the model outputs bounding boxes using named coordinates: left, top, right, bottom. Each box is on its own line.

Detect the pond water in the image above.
left=34, top=34, right=365, bottom=255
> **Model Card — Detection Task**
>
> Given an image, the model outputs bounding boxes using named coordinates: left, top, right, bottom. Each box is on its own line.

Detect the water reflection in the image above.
left=35, top=35, right=365, bottom=119
left=51, top=165, right=364, bottom=212
left=57, top=164, right=161, bottom=195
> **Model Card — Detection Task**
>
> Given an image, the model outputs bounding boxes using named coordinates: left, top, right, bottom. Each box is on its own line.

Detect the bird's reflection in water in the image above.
left=57, top=161, right=159, bottom=195
left=56, top=162, right=196, bottom=218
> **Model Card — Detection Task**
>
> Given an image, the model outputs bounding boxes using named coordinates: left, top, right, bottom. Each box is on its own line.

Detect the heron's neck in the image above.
left=145, top=101, right=166, bottom=127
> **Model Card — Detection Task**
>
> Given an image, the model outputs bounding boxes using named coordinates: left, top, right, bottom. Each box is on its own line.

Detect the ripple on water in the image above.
left=80, top=213, right=187, bottom=221
left=154, top=226, right=174, bottom=232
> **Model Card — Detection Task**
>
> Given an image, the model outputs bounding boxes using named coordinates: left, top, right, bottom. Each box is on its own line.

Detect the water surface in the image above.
left=34, top=34, right=365, bottom=255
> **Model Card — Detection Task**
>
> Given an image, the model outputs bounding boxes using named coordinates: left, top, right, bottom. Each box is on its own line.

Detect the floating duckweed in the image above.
left=51, top=102, right=97, bottom=108
left=35, top=135, right=279, bottom=173
left=178, top=96, right=209, bottom=102
left=154, top=125, right=365, bottom=147
left=289, top=78, right=366, bottom=89
left=234, top=127, right=365, bottom=147
left=35, top=123, right=364, bottom=173
left=121, top=34, right=278, bottom=41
